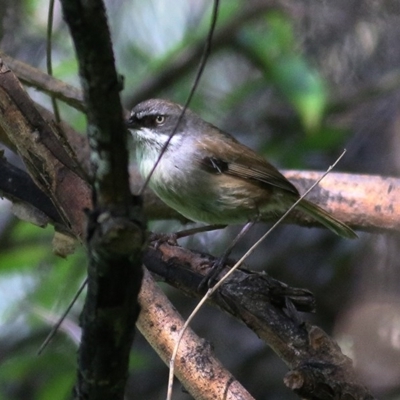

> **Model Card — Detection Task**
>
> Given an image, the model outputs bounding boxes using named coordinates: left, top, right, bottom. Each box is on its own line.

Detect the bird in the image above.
left=126, top=98, right=357, bottom=239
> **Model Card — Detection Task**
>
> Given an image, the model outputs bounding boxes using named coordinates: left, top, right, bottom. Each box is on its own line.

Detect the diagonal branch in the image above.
left=138, top=269, right=255, bottom=400
left=0, top=59, right=91, bottom=237
left=0, top=50, right=85, bottom=111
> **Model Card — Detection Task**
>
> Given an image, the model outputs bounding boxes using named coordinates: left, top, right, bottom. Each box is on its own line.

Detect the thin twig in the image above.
left=37, top=278, right=87, bottom=355
left=166, top=149, right=347, bottom=400
left=46, top=0, right=61, bottom=122
left=138, top=0, right=220, bottom=196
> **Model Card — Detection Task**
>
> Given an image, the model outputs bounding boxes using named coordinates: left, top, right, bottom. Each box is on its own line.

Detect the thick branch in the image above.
left=59, top=1, right=146, bottom=400
left=143, top=242, right=375, bottom=400
left=284, top=170, right=400, bottom=232
left=137, top=269, right=255, bottom=400
left=61, top=2, right=131, bottom=205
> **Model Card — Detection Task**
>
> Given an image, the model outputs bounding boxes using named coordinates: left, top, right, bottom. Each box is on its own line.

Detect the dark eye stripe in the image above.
left=129, top=113, right=168, bottom=129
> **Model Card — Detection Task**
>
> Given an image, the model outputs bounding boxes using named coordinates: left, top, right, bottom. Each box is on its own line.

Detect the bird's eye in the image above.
left=155, top=115, right=165, bottom=125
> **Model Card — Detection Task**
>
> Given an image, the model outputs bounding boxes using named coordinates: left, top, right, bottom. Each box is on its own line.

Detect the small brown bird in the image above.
left=126, top=99, right=357, bottom=239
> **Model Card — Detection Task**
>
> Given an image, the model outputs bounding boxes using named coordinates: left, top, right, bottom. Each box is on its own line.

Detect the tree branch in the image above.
left=142, top=242, right=375, bottom=400
left=0, top=59, right=91, bottom=237
left=284, top=170, right=400, bottom=232
left=59, top=0, right=145, bottom=399
left=138, top=269, right=256, bottom=400
left=0, top=50, right=85, bottom=112
left=0, top=155, right=63, bottom=227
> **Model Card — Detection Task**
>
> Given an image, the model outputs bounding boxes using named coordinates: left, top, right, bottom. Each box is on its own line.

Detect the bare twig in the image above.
left=46, top=0, right=61, bottom=122
left=138, top=0, right=220, bottom=196
left=37, top=278, right=87, bottom=355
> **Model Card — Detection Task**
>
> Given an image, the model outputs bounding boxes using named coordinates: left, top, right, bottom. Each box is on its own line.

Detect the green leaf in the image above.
left=239, top=12, right=327, bottom=132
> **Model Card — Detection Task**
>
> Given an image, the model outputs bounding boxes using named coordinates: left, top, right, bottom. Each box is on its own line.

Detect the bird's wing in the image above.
left=193, top=132, right=299, bottom=195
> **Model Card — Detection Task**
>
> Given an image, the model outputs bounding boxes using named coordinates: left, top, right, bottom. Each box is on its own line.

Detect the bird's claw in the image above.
left=198, top=257, right=226, bottom=290
left=149, top=232, right=179, bottom=249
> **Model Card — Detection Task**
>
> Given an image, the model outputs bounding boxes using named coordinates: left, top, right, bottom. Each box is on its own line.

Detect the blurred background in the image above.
left=1, top=0, right=400, bottom=399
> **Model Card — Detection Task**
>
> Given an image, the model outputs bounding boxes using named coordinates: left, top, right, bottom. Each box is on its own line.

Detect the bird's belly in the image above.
left=150, top=170, right=273, bottom=225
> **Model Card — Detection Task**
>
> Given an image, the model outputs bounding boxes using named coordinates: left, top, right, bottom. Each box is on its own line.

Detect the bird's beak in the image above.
left=125, top=114, right=137, bottom=129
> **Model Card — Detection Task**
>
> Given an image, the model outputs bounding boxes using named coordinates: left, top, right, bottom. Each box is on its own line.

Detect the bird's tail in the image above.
left=298, top=199, right=357, bottom=239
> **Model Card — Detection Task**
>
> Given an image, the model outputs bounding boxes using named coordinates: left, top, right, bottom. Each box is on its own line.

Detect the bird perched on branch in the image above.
left=126, top=99, right=357, bottom=239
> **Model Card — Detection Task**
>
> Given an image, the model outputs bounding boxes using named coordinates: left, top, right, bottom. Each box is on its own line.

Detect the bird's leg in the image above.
left=174, top=224, right=227, bottom=239
left=200, top=221, right=256, bottom=289
left=150, top=224, right=226, bottom=248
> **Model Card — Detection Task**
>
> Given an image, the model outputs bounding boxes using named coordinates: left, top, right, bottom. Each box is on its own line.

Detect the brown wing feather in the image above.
left=194, top=130, right=299, bottom=195
left=191, top=126, right=357, bottom=239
